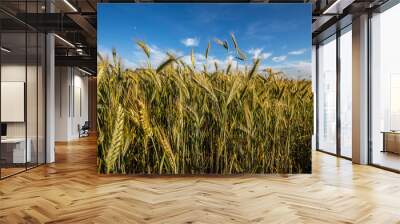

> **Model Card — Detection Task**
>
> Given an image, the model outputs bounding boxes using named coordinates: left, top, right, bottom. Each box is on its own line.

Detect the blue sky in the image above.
left=98, top=3, right=311, bottom=79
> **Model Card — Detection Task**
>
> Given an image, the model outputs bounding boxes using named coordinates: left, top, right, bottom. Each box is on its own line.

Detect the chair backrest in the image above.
left=82, top=121, right=90, bottom=129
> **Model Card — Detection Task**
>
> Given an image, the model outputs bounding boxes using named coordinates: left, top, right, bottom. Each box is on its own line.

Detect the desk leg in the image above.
left=382, top=133, right=386, bottom=153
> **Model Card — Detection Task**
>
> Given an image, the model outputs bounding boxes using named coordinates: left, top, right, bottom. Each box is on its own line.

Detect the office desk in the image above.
left=382, top=131, right=400, bottom=154
left=1, top=138, right=31, bottom=163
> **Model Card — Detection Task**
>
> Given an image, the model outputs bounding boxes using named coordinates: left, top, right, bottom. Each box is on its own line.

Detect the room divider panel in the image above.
left=0, top=0, right=46, bottom=179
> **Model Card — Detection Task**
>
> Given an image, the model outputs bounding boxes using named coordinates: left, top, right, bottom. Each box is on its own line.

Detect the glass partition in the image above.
left=371, top=3, right=400, bottom=171
left=0, top=1, right=46, bottom=179
left=339, top=26, right=352, bottom=158
left=0, top=30, right=28, bottom=177
left=317, top=35, right=337, bottom=154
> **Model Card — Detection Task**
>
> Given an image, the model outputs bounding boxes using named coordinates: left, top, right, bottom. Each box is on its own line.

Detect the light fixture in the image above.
left=54, top=34, right=75, bottom=48
left=76, top=48, right=85, bottom=55
left=78, top=67, right=93, bottom=76
left=63, top=0, right=78, bottom=12
left=322, top=0, right=354, bottom=15
left=1, top=47, right=11, bottom=53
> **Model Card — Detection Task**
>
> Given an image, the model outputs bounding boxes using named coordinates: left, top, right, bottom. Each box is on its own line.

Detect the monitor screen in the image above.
left=1, top=123, right=7, bottom=137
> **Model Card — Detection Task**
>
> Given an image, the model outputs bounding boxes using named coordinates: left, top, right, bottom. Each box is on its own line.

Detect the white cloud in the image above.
left=97, top=45, right=112, bottom=60
left=166, top=48, right=184, bottom=57
left=288, top=48, right=307, bottom=55
left=272, top=56, right=287, bottom=63
left=272, top=61, right=311, bottom=79
left=248, top=48, right=272, bottom=60
left=181, top=38, right=199, bottom=47
left=260, top=53, right=272, bottom=60
left=248, top=48, right=262, bottom=58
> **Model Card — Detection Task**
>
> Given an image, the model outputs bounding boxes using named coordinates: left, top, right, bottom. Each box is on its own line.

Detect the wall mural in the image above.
left=97, top=4, right=313, bottom=174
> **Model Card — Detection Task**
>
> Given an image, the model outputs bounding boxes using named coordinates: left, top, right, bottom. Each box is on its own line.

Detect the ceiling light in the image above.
left=54, top=34, right=75, bottom=48
left=323, top=0, right=354, bottom=15
left=78, top=67, right=93, bottom=76
left=63, top=0, right=78, bottom=12
left=76, top=48, right=85, bottom=55
left=1, top=47, right=11, bottom=53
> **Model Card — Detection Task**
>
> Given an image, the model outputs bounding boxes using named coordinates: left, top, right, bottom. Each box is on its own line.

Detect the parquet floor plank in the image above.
left=0, top=136, right=400, bottom=223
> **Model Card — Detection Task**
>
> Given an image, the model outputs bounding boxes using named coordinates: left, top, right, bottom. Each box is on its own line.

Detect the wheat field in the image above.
left=97, top=35, right=313, bottom=174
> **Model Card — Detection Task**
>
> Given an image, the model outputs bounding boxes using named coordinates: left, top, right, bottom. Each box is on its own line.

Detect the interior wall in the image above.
left=88, top=77, right=97, bottom=133
left=70, top=72, right=89, bottom=138
left=55, top=66, right=69, bottom=141
left=55, top=66, right=89, bottom=141
left=1, top=64, right=37, bottom=138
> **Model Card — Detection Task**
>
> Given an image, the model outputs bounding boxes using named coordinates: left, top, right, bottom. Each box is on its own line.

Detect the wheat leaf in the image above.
left=237, top=48, right=247, bottom=61
left=214, top=38, right=229, bottom=51
left=230, top=32, right=238, bottom=50
left=156, top=56, right=176, bottom=73
left=248, top=58, right=260, bottom=79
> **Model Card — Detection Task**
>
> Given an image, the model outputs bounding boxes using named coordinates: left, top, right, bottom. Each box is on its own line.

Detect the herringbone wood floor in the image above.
left=1, top=136, right=400, bottom=224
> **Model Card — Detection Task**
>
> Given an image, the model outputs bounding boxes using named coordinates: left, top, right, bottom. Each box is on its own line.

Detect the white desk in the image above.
left=1, top=138, right=31, bottom=163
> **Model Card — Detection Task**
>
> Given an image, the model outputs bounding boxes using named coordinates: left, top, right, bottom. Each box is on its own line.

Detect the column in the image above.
left=352, top=14, right=369, bottom=164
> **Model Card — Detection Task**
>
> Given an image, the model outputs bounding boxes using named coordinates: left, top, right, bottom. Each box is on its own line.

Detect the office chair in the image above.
left=79, top=121, right=90, bottom=138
